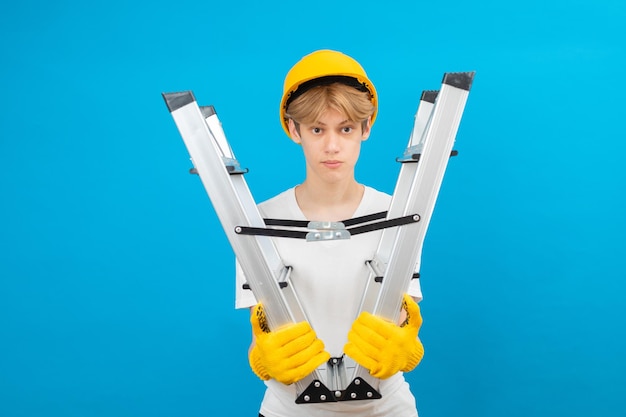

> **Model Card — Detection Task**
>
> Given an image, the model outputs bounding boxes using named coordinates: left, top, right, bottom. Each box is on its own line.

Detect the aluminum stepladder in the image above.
left=162, top=71, right=474, bottom=404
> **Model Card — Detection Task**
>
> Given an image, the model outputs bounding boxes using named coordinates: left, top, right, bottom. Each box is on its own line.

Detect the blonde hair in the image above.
left=284, top=83, right=375, bottom=132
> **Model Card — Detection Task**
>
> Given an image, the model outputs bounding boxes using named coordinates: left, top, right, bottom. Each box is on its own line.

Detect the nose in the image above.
left=324, top=131, right=340, bottom=154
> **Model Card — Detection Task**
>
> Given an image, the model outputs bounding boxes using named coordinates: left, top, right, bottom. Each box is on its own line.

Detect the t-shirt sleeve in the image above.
left=235, top=258, right=258, bottom=309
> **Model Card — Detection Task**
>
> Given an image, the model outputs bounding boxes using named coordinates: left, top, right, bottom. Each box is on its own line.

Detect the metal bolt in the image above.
left=367, top=391, right=373, bottom=398
left=351, top=393, right=357, bottom=399
left=303, top=395, right=310, bottom=402
left=334, top=390, right=342, bottom=398
left=320, top=395, right=326, bottom=401
left=354, top=378, right=361, bottom=385
left=314, top=381, right=320, bottom=388
left=235, top=226, right=242, bottom=233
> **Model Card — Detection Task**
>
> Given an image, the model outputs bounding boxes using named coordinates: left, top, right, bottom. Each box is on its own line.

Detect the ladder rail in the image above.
left=345, top=89, right=440, bottom=394
left=201, top=107, right=313, bottom=327
left=375, top=73, right=474, bottom=320
left=357, top=89, right=440, bottom=317
left=350, top=72, right=475, bottom=388
left=163, top=92, right=323, bottom=399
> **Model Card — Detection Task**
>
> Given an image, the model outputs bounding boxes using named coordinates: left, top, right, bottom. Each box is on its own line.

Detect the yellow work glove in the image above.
left=248, top=303, right=330, bottom=385
left=344, top=294, right=424, bottom=379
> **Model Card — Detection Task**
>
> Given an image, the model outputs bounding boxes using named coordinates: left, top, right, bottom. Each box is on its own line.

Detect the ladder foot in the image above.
left=295, top=379, right=337, bottom=404
left=340, top=377, right=382, bottom=402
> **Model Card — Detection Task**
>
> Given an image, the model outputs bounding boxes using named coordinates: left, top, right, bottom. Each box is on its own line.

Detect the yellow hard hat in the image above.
left=280, top=49, right=378, bottom=137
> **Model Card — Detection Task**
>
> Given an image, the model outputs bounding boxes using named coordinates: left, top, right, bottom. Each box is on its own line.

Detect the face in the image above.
left=289, top=108, right=371, bottom=185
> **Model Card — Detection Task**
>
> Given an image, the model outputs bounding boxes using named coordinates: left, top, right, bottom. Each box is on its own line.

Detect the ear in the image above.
left=288, top=119, right=301, bottom=144
left=361, top=117, right=372, bottom=141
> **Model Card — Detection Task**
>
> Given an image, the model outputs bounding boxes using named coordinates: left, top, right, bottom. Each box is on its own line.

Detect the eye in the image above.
left=312, top=127, right=322, bottom=134
left=342, top=126, right=353, bottom=134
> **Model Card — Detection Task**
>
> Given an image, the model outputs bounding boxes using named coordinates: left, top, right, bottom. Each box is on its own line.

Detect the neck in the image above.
left=295, top=179, right=364, bottom=221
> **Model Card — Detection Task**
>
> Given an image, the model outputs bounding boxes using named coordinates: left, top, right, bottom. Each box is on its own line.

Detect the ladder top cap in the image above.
left=162, top=91, right=196, bottom=113
left=442, top=72, right=476, bottom=91
left=420, top=90, right=439, bottom=103
left=200, top=105, right=217, bottom=118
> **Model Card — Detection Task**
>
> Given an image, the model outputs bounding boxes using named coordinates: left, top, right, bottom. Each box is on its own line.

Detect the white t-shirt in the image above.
left=235, top=186, right=422, bottom=417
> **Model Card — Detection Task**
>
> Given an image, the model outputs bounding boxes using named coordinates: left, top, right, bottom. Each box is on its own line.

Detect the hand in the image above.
left=248, top=303, right=330, bottom=385
left=344, top=294, right=424, bottom=379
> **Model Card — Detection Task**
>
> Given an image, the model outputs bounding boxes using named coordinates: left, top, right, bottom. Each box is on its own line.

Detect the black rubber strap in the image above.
left=343, top=211, right=388, bottom=227
left=235, top=226, right=307, bottom=239
left=235, top=213, right=419, bottom=239
left=263, top=211, right=388, bottom=228
left=348, top=214, right=419, bottom=236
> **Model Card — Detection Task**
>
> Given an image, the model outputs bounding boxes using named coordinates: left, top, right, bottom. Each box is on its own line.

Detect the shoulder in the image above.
left=362, top=185, right=392, bottom=210
left=364, top=185, right=391, bottom=200
left=258, top=187, right=299, bottom=218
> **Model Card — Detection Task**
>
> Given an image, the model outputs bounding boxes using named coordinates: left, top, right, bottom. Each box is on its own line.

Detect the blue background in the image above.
left=1, top=0, right=625, bottom=416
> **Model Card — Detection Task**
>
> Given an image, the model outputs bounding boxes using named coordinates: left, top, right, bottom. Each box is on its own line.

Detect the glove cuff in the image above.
left=249, top=345, right=271, bottom=381
left=402, top=339, right=425, bottom=373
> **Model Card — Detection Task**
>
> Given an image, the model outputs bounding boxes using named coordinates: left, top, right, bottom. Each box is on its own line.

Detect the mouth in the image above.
left=322, top=160, right=342, bottom=168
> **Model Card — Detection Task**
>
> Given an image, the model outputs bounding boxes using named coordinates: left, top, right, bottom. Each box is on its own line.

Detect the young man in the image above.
left=235, top=49, right=424, bottom=417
